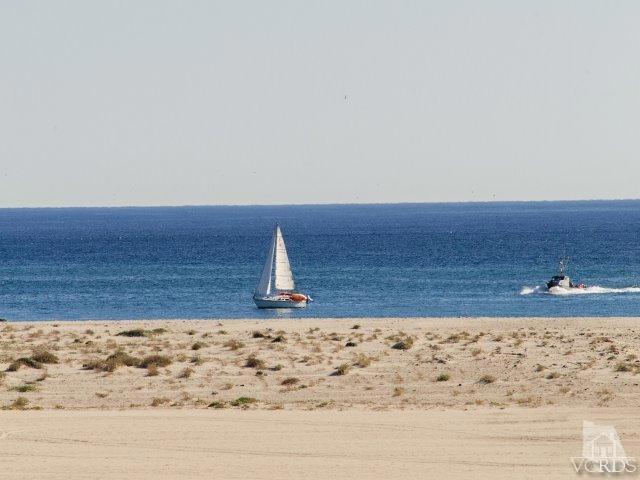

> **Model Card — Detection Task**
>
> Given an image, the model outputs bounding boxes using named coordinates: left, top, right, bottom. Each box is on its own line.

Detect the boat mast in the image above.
left=559, top=257, right=568, bottom=275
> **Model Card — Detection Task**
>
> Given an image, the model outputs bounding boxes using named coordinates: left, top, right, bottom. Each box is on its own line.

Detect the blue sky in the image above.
left=1, top=1, right=639, bottom=207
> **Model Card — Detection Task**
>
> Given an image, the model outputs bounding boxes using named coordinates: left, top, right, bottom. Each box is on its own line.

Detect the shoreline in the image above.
left=6, top=315, right=640, bottom=322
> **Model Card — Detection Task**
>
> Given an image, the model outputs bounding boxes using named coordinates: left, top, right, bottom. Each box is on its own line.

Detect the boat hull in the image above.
left=548, top=286, right=586, bottom=294
left=253, top=297, right=307, bottom=309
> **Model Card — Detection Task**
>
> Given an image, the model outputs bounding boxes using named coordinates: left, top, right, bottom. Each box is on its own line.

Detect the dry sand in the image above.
left=1, top=317, right=639, bottom=478
left=2, top=406, right=639, bottom=479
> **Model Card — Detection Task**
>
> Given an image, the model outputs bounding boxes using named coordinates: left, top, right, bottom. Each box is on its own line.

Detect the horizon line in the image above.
left=1, top=197, right=640, bottom=210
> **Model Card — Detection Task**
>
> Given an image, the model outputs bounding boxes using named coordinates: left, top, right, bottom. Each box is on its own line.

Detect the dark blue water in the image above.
left=1, top=201, right=639, bottom=320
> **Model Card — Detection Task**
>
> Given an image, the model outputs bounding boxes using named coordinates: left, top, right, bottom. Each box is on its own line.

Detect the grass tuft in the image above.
left=478, top=374, right=496, bottom=384
left=615, top=362, right=631, bottom=372
left=391, top=338, right=414, bottom=350
left=139, top=355, right=172, bottom=368
left=393, top=387, right=405, bottom=396
left=280, top=377, right=299, bottom=386
left=116, top=329, right=147, bottom=337
left=84, top=351, right=142, bottom=372
left=8, top=397, right=29, bottom=410
left=245, top=354, right=266, bottom=369
left=6, top=357, right=43, bottom=371
left=230, top=396, right=257, bottom=407
left=31, top=350, right=59, bottom=364
left=107, top=351, right=141, bottom=367
left=224, top=339, right=245, bottom=351
left=116, top=328, right=166, bottom=338
left=11, top=384, right=37, bottom=393
left=354, top=354, right=373, bottom=368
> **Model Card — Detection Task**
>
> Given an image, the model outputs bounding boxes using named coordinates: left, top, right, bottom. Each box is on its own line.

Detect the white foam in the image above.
left=520, top=286, right=544, bottom=295
left=520, top=285, right=640, bottom=296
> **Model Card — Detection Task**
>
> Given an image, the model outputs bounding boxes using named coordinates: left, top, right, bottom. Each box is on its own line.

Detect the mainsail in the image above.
left=255, top=225, right=295, bottom=297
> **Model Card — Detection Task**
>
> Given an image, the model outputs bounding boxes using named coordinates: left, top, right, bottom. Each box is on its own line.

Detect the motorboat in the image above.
left=546, top=259, right=586, bottom=291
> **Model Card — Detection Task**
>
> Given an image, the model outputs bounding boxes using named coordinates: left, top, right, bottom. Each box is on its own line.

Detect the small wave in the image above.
left=520, top=285, right=640, bottom=296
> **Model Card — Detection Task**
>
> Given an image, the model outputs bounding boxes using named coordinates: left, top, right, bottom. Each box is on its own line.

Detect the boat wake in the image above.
left=520, top=285, right=640, bottom=296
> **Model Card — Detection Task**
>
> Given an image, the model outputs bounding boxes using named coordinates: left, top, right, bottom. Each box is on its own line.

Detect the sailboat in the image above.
left=253, top=224, right=311, bottom=308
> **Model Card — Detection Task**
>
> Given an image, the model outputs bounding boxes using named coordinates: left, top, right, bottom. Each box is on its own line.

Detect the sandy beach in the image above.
left=1, top=317, right=639, bottom=478
left=3, top=406, right=640, bottom=479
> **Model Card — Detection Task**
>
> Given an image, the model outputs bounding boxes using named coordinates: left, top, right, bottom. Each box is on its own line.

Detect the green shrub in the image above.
left=116, top=329, right=147, bottom=337
left=230, top=396, right=257, bottom=407
left=11, top=384, right=37, bottom=393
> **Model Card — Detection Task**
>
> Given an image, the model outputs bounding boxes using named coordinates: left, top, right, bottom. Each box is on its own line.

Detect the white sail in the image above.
left=254, top=225, right=295, bottom=297
left=273, top=225, right=295, bottom=291
left=255, top=230, right=276, bottom=296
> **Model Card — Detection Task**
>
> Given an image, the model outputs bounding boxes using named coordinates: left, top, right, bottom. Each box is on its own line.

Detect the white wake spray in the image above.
left=520, top=285, right=640, bottom=296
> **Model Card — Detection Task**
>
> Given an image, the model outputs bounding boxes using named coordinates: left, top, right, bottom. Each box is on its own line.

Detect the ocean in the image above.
left=1, top=201, right=639, bottom=320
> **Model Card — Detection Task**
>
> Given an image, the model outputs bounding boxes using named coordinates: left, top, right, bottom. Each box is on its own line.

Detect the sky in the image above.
left=1, top=1, right=639, bottom=207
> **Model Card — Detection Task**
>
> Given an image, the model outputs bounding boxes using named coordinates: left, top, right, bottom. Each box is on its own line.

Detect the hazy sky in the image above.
left=1, top=1, right=639, bottom=207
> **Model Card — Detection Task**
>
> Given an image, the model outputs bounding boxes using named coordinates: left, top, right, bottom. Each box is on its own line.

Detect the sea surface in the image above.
left=1, top=201, right=639, bottom=320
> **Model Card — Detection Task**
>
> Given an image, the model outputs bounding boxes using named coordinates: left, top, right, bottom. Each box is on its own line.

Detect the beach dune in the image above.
left=1, top=317, right=639, bottom=410
left=1, top=317, right=639, bottom=478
